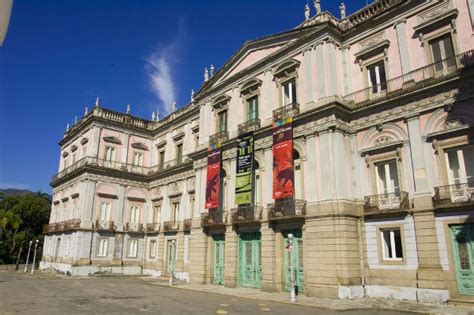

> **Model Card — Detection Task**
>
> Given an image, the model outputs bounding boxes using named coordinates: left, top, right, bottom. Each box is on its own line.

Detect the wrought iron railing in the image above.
left=267, top=198, right=306, bottom=220
left=96, top=220, right=116, bottom=231
left=273, top=102, right=300, bottom=121
left=343, top=50, right=474, bottom=106
left=183, top=218, right=192, bottom=231
left=364, top=191, right=409, bottom=214
left=433, top=183, right=474, bottom=207
left=43, top=219, right=81, bottom=233
left=163, top=221, right=180, bottom=232
left=231, top=205, right=263, bottom=224
left=125, top=222, right=143, bottom=232
left=238, top=118, right=261, bottom=134
left=145, top=223, right=160, bottom=233
left=201, top=209, right=227, bottom=226
left=209, top=130, right=229, bottom=146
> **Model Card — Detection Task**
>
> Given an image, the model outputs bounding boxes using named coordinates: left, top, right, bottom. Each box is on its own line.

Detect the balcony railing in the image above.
left=145, top=223, right=160, bottom=233
left=364, top=191, right=409, bottom=215
left=96, top=220, right=116, bottom=231
left=273, top=102, right=300, bottom=121
left=343, top=50, right=474, bottom=107
left=238, top=118, right=261, bottom=134
left=231, top=205, right=263, bottom=224
left=149, top=157, right=191, bottom=174
left=43, top=219, right=81, bottom=233
left=201, top=209, right=227, bottom=227
left=433, top=183, right=474, bottom=207
left=125, top=222, right=143, bottom=232
left=163, top=221, right=180, bottom=232
left=209, top=130, right=229, bottom=146
left=267, top=198, right=306, bottom=220
left=183, top=218, right=192, bottom=231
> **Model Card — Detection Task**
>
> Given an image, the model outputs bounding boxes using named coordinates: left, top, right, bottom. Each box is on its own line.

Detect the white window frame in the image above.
left=445, top=145, right=474, bottom=185
left=380, top=228, right=403, bottom=261
left=153, top=205, right=161, bottom=224
left=133, top=152, right=144, bottom=166
left=375, top=160, right=400, bottom=194
left=100, top=202, right=111, bottom=221
left=128, top=239, right=138, bottom=258
left=171, top=202, right=179, bottom=222
left=281, top=78, right=297, bottom=106
left=130, top=205, right=140, bottom=224
left=367, top=61, right=387, bottom=95
left=149, top=240, right=157, bottom=258
left=97, top=238, right=108, bottom=257
left=105, top=146, right=116, bottom=162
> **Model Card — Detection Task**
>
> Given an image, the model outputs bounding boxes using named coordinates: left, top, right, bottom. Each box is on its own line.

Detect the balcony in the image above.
left=125, top=222, right=143, bottom=233
left=149, top=157, right=191, bottom=174
left=145, top=223, right=160, bottom=233
left=273, top=102, right=300, bottom=121
left=209, top=130, right=229, bottom=146
left=183, top=218, right=192, bottom=231
left=433, top=183, right=474, bottom=208
left=238, top=118, right=261, bottom=135
left=343, top=50, right=474, bottom=107
left=231, top=205, right=263, bottom=224
left=96, top=220, right=116, bottom=231
left=267, top=198, right=306, bottom=221
left=201, top=209, right=227, bottom=227
left=364, top=191, right=409, bottom=215
left=163, top=221, right=180, bottom=232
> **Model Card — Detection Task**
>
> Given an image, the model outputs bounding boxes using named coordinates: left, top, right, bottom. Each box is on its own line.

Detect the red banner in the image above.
left=272, top=123, right=294, bottom=199
left=205, top=149, right=221, bottom=209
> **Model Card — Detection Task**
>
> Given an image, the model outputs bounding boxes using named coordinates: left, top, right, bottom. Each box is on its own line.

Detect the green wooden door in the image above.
left=166, top=240, right=175, bottom=274
left=450, top=224, right=474, bottom=295
left=238, top=233, right=262, bottom=288
left=213, top=234, right=225, bottom=285
left=283, top=230, right=304, bottom=292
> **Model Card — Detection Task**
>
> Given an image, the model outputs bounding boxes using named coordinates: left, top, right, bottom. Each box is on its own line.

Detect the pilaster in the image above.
left=315, top=43, right=327, bottom=99
left=189, top=228, right=209, bottom=284
left=261, top=224, right=278, bottom=292
left=303, top=47, right=314, bottom=105
left=224, top=228, right=238, bottom=288
left=80, top=179, right=96, bottom=229
left=304, top=134, right=317, bottom=202
left=394, top=19, right=412, bottom=75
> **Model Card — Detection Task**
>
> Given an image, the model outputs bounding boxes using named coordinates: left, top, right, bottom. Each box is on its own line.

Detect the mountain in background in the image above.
left=0, top=189, right=52, bottom=201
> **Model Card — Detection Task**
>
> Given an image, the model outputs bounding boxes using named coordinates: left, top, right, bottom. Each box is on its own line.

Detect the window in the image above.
left=128, top=239, right=138, bottom=258
left=97, top=238, right=108, bottom=257
left=381, top=228, right=403, bottom=261
left=429, top=34, right=455, bottom=72
left=282, top=79, right=297, bottom=106
left=153, top=205, right=161, bottom=224
left=130, top=206, right=140, bottom=224
left=445, top=145, right=474, bottom=185
left=375, top=160, right=399, bottom=194
left=133, top=152, right=144, bottom=166
left=149, top=240, right=157, bottom=258
left=105, top=147, right=116, bottom=162
left=189, top=195, right=195, bottom=217
left=158, top=151, right=165, bottom=171
left=367, top=61, right=387, bottom=94
left=176, top=143, right=183, bottom=165
left=217, top=110, right=228, bottom=133
left=100, top=202, right=111, bottom=221
left=247, top=96, right=259, bottom=121
left=171, top=202, right=179, bottom=222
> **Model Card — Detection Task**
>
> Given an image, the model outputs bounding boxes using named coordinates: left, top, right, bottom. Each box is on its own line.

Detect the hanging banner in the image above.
left=205, top=149, right=221, bottom=209
left=235, top=133, right=254, bottom=205
left=272, top=121, right=294, bottom=199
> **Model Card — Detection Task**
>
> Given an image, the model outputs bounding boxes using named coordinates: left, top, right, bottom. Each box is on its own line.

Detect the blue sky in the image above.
left=0, top=0, right=368, bottom=193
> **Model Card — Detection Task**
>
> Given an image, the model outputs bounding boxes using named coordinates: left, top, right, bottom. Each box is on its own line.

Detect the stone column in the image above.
left=326, top=41, right=338, bottom=97
left=261, top=224, right=277, bottom=292
left=176, top=231, right=185, bottom=271
left=189, top=228, right=208, bottom=284
left=341, top=46, right=352, bottom=96
left=115, top=185, right=126, bottom=230
left=319, top=129, right=334, bottom=200
left=262, top=69, right=273, bottom=125
left=224, top=228, right=238, bottom=288
left=394, top=19, right=412, bottom=75
left=263, top=147, right=273, bottom=206
left=304, top=134, right=317, bottom=202
left=315, top=42, right=327, bottom=100
left=303, top=47, right=314, bottom=105
left=468, top=0, right=474, bottom=27
left=80, top=179, right=96, bottom=229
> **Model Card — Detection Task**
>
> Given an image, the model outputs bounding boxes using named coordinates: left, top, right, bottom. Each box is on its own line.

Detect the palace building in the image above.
left=41, top=0, right=474, bottom=304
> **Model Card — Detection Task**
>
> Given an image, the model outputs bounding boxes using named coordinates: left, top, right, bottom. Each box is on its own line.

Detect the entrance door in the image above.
left=283, top=230, right=304, bottom=292
left=213, top=234, right=225, bottom=285
left=238, top=232, right=262, bottom=288
left=166, top=240, right=175, bottom=274
left=450, top=224, right=474, bottom=295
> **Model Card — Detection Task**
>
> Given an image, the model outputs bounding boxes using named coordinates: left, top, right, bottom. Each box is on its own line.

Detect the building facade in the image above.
left=41, top=0, right=474, bottom=304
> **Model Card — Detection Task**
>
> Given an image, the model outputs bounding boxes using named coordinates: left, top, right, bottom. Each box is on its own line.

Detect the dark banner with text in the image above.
left=272, top=122, right=294, bottom=199
left=205, top=149, right=221, bottom=209
left=235, top=133, right=254, bottom=205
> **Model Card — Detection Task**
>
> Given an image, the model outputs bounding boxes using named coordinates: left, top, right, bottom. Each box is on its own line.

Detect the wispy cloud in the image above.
left=146, top=19, right=187, bottom=115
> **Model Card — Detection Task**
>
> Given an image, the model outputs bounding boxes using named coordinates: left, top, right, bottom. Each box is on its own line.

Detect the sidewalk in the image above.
left=148, top=281, right=473, bottom=315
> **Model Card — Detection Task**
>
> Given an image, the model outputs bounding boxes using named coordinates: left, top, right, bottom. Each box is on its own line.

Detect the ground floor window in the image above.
left=149, top=240, right=156, bottom=258
left=128, top=239, right=138, bottom=258
left=380, top=228, right=403, bottom=261
left=97, top=238, right=108, bottom=257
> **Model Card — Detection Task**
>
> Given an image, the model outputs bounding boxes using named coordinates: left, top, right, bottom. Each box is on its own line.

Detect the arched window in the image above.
left=219, top=169, right=227, bottom=212
left=293, top=149, right=303, bottom=200
left=253, top=160, right=261, bottom=206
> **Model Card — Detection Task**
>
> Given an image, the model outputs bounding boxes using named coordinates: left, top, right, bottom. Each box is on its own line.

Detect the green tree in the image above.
left=0, top=192, right=51, bottom=264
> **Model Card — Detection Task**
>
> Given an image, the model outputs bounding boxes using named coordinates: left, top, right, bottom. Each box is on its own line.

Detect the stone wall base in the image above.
left=365, top=285, right=449, bottom=304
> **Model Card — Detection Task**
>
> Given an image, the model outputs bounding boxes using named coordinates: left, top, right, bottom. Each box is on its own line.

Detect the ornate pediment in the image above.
left=168, top=182, right=182, bottom=197
left=273, top=59, right=300, bottom=80
left=240, top=78, right=262, bottom=96
left=131, top=142, right=148, bottom=151
left=211, top=94, right=231, bottom=110
left=103, top=136, right=122, bottom=145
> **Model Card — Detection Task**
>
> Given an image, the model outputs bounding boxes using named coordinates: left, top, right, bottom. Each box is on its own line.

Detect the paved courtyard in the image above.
left=0, top=271, right=468, bottom=314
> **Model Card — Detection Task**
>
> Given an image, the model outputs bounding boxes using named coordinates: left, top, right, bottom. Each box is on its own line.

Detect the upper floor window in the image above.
left=217, top=110, right=228, bottom=133
left=247, top=96, right=259, bottom=121
left=171, top=202, right=179, bottom=222
left=282, top=79, right=297, bottom=106
left=381, top=228, right=403, bottom=261
left=100, top=202, right=111, bottom=221
left=445, top=145, right=474, bottom=185
left=105, top=146, right=116, bottom=162
left=367, top=61, right=387, bottom=94
left=130, top=205, right=140, bottom=224
left=176, top=143, right=183, bottom=165
left=133, top=152, right=144, bottom=166
left=375, top=160, right=399, bottom=194
left=153, top=204, right=161, bottom=224
left=429, top=34, right=455, bottom=72
left=158, top=151, right=165, bottom=170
